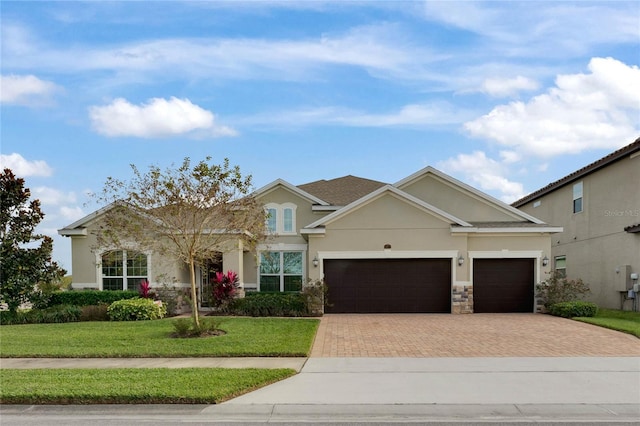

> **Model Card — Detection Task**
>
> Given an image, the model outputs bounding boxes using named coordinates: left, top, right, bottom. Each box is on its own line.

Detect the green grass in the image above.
left=574, top=308, right=640, bottom=337
left=0, top=317, right=319, bottom=357
left=0, top=368, right=295, bottom=404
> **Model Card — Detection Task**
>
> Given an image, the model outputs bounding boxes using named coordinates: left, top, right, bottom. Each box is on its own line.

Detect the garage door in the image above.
left=473, top=258, right=534, bottom=313
left=323, top=259, right=451, bottom=313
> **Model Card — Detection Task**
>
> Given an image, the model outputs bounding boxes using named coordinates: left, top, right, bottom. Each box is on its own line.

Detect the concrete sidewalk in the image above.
left=211, top=356, right=640, bottom=422
left=2, top=357, right=640, bottom=423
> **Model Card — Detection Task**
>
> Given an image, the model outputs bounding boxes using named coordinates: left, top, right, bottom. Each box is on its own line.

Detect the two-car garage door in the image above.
left=323, top=257, right=535, bottom=313
left=324, top=259, right=451, bottom=313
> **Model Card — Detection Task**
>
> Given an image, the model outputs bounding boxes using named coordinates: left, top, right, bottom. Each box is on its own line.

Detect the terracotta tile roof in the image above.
left=512, top=137, right=640, bottom=207
left=298, top=175, right=388, bottom=206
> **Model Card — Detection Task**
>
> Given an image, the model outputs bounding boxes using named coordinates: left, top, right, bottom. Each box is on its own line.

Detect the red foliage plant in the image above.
left=212, top=270, right=239, bottom=307
left=139, top=279, right=151, bottom=298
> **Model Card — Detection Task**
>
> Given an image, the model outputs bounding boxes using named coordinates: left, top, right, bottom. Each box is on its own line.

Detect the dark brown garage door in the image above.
left=473, top=258, right=534, bottom=313
left=324, top=258, right=451, bottom=313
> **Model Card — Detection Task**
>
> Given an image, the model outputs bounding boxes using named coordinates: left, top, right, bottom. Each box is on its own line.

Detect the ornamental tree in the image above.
left=94, top=157, right=266, bottom=329
left=0, top=168, right=66, bottom=313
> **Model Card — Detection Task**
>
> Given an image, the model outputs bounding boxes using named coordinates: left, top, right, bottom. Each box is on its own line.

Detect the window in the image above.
left=283, top=208, right=293, bottom=233
left=266, top=208, right=277, bottom=233
left=555, top=256, right=566, bottom=278
left=264, top=203, right=296, bottom=234
left=259, top=251, right=303, bottom=292
left=102, top=250, right=148, bottom=291
left=573, top=182, right=583, bottom=213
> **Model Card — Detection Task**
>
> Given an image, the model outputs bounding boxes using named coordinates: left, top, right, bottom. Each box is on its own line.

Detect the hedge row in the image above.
left=229, top=292, right=309, bottom=317
left=0, top=305, right=82, bottom=325
left=549, top=301, right=598, bottom=318
left=46, top=290, right=139, bottom=307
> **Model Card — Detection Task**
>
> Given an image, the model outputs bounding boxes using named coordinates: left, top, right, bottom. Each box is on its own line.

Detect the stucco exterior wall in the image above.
left=518, top=151, right=640, bottom=309
left=400, top=175, right=520, bottom=222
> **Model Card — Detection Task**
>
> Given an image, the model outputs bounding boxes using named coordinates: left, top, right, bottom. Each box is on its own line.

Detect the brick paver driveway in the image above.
left=311, top=313, right=640, bottom=357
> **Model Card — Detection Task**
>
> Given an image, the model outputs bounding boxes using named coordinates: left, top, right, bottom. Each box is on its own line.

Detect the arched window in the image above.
left=101, top=250, right=148, bottom=291
left=264, top=203, right=297, bottom=235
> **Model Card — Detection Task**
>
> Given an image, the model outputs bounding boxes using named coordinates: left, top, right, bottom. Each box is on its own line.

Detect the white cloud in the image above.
left=499, top=151, right=521, bottom=163
left=421, top=2, right=638, bottom=57
left=237, top=102, right=478, bottom=129
left=32, top=187, right=78, bottom=206
left=0, top=74, right=60, bottom=105
left=464, top=57, right=640, bottom=158
left=481, top=76, right=539, bottom=98
left=2, top=22, right=438, bottom=85
left=89, top=97, right=237, bottom=138
left=0, top=153, right=53, bottom=177
left=59, top=206, right=85, bottom=222
left=438, top=151, right=525, bottom=203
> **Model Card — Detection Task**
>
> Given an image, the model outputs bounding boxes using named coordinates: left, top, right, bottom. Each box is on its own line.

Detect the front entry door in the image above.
left=200, top=253, right=222, bottom=308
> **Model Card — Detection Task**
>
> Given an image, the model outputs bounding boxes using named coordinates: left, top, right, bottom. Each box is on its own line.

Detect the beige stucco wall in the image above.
left=67, top=221, right=207, bottom=290
left=400, top=174, right=521, bottom=222
left=518, top=151, right=640, bottom=309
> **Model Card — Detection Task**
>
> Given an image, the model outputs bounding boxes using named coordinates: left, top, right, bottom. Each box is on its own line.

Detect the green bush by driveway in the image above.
left=0, top=317, right=319, bottom=357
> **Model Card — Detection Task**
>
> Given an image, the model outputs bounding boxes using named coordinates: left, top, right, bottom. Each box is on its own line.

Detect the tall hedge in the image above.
left=47, top=290, right=139, bottom=307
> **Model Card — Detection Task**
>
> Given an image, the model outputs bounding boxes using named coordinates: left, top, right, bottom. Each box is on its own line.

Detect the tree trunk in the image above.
left=189, top=258, right=200, bottom=329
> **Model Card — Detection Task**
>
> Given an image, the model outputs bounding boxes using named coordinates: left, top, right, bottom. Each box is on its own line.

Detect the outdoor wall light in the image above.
left=542, top=256, right=549, bottom=266
left=458, top=255, right=464, bottom=266
left=312, top=256, right=319, bottom=267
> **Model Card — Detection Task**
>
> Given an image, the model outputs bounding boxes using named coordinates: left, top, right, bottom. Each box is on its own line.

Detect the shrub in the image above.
left=107, top=298, right=167, bottom=321
left=536, top=272, right=590, bottom=310
left=47, top=290, right=139, bottom=307
left=549, top=301, right=598, bottom=318
left=212, top=271, right=239, bottom=311
left=229, top=292, right=308, bottom=317
left=138, top=279, right=152, bottom=299
left=171, top=317, right=222, bottom=338
left=79, top=304, right=109, bottom=321
left=0, top=305, right=81, bottom=325
left=27, top=305, right=82, bottom=323
left=172, top=318, right=192, bottom=337
left=0, top=310, right=27, bottom=325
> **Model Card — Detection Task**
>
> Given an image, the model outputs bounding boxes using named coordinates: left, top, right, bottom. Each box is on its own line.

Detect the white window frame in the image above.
left=555, top=255, right=567, bottom=278
left=264, top=202, right=297, bottom=235
left=257, top=243, right=307, bottom=292
left=99, top=249, right=150, bottom=291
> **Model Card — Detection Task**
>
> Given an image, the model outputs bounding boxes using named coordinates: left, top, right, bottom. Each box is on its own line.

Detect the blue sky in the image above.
left=1, top=1, right=639, bottom=273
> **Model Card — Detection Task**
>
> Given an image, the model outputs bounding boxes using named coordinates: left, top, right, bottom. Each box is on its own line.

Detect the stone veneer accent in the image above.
left=452, top=284, right=473, bottom=314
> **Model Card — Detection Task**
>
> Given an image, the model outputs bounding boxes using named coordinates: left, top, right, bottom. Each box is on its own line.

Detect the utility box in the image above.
left=615, top=265, right=632, bottom=291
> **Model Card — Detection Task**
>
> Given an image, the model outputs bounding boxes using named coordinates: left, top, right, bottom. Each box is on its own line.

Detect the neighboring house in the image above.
left=59, top=166, right=561, bottom=314
left=513, top=138, right=640, bottom=310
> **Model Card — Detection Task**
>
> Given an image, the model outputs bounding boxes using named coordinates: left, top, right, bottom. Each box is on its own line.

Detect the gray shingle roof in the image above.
left=298, top=175, right=387, bottom=206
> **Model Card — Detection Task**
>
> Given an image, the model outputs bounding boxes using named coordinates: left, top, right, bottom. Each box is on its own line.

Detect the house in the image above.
left=512, top=138, right=640, bottom=310
left=59, top=166, right=561, bottom=314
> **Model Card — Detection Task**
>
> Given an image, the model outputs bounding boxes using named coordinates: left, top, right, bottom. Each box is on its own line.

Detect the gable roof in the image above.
left=252, top=178, right=329, bottom=206
left=58, top=202, right=120, bottom=236
left=302, top=185, right=472, bottom=234
left=395, top=166, right=545, bottom=224
left=512, top=137, right=640, bottom=207
left=298, top=175, right=387, bottom=206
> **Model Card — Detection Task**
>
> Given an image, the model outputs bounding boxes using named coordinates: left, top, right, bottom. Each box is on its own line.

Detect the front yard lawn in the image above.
left=574, top=308, right=640, bottom=338
left=0, top=317, right=319, bottom=357
left=0, top=368, right=295, bottom=404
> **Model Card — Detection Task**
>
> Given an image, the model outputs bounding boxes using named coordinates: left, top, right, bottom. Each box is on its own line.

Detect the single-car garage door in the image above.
left=473, top=258, right=534, bottom=313
left=324, top=258, right=451, bottom=313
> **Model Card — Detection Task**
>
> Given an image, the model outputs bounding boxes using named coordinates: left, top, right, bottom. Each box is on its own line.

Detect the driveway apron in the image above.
left=310, top=313, right=640, bottom=357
